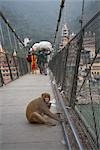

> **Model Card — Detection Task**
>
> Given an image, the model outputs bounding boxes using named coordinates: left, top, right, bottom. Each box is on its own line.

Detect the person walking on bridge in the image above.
left=34, top=49, right=51, bottom=75
left=31, top=53, right=37, bottom=74
left=26, top=51, right=32, bottom=73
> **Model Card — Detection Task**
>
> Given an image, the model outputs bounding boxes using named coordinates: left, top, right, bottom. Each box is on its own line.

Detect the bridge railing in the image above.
left=76, top=12, right=100, bottom=148
left=0, top=51, right=28, bottom=86
left=49, top=11, right=100, bottom=148
left=0, top=11, right=28, bottom=86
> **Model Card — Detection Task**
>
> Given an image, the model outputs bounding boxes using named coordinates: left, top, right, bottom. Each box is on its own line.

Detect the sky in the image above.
left=0, top=0, right=58, bottom=1
left=0, top=0, right=99, bottom=43
left=0, top=0, right=97, bottom=1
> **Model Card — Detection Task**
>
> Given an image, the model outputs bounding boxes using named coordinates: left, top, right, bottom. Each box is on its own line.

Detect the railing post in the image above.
left=5, top=53, right=13, bottom=81
left=70, top=29, right=84, bottom=107
left=61, top=44, right=70, bottom=91
left=12, top=55, right=19, bottom=78
left=0, top=68, right=4, bottom=86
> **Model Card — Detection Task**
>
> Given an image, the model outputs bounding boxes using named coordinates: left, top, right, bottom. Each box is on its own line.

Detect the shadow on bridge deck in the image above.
left=0, top=74, right=66, bottom=150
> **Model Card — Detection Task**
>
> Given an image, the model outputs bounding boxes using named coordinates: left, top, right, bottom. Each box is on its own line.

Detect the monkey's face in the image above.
left=42, top=93, right=50, bottom=104
left=44, top=97, right=50, bottom=104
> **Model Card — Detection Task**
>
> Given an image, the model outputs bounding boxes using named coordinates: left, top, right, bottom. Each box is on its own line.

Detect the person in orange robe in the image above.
left=31, top=53, right=37, bottom=74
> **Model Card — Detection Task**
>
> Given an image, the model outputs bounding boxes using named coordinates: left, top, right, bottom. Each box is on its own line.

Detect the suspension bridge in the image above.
left=0, top=0, right=100, bottom=150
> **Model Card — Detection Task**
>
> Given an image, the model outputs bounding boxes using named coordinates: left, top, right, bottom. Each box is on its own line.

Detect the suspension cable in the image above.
left=79, top=0, right=85, bottom=29
left=13, top=34, right=18, bottom=50
left=76, top=1, right=100, bottom=147
left=53, top=0, right=65, bottom=46
left=7, top=24, right=13, bottom=50
left=65, top=11, right=100, bottom=48
left=70, top=0, right=85, bottom=106
left=0, top=11, right=25, bottom=47
left=0, top=22, right=5, bottom=46
left=77, top=47, right=100, bottom=97
left=88, top=76, right=100, bottom=149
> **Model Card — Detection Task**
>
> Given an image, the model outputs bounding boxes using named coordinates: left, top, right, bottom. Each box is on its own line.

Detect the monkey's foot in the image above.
left=46, top=122, right=56, bottom=126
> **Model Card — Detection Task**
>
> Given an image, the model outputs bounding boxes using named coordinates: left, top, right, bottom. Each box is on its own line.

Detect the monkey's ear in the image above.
left=41, top=93, right=45, bottom=99
left=41, top=93, right=50, bottom=99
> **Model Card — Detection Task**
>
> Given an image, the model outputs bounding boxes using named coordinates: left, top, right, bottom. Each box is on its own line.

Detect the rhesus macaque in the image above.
left=26, top=93, right=60, bottom=126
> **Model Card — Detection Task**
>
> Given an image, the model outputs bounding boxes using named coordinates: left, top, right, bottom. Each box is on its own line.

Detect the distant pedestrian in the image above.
left=26, top=51, right=32, bottom=73
left=34, top=49, right=51, bottom=75
left=31, top=53, right=37, bottom=74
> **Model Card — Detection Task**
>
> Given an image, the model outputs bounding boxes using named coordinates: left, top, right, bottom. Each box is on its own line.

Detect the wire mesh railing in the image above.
left=75, top=12, right=100, bottom=149
left=49, top=11, right=100, bottom=149
left=0, top=51, right=28, bottom=86
left=0, top=11, right=28, bottom=86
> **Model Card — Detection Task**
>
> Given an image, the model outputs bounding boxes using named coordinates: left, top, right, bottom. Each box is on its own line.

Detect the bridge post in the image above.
left=5, top=53, right=13, bottom=81
left=61, top=43, right=70, bottom=91
left=12, top=55, right=19, bottom=78
left=70, top=29, right=84, bottom=107
left=0, top=68, right=4, bottom=86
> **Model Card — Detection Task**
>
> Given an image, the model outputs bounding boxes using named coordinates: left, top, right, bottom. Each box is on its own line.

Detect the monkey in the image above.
left=26, top=93, right=60, bottom=126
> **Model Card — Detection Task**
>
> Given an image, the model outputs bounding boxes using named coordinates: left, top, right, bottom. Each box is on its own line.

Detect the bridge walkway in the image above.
left=0, top=74, right=66, bottom=150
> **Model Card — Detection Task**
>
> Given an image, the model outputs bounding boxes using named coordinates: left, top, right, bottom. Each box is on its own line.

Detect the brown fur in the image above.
left=26, top=93, right=59, bottom=125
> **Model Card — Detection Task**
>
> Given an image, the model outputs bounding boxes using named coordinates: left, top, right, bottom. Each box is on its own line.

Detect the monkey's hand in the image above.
left=55, top=112, right=62, bottom=115
left=55, top=112, right=64, bottom=122
left=55, top=112, right=62, bottom=118
left=56, top=112, right=65, bottom=123
left=59, top=118, right=64, bottom=123
left=56, top=112, right=62, bottom=114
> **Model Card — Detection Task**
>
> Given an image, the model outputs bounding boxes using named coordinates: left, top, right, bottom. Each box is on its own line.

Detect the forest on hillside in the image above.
left=0, top=0, right=99, bottom=53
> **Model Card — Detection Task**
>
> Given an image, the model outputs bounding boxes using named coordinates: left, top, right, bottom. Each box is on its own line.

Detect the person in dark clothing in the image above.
left=34, top=49, right=51, bottom=75
left=26, top=51, right=32, bottom=73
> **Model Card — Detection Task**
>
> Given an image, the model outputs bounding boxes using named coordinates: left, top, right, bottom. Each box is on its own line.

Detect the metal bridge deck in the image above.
left=0, top=74, right=66, bottom=150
